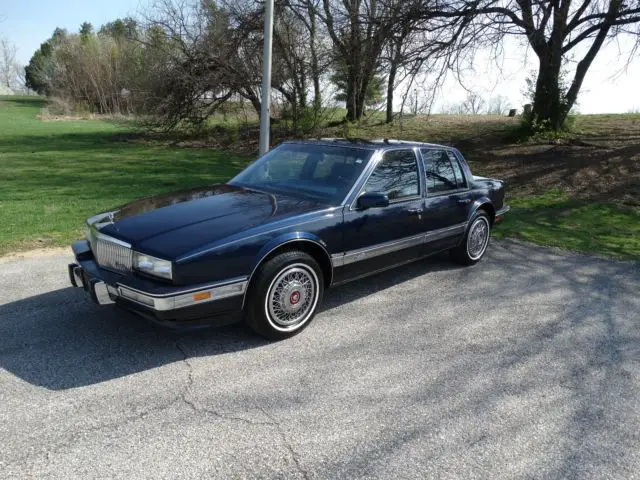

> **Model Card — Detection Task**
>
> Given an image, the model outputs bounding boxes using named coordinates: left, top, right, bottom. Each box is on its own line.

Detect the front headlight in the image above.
left=133, top=252, right=173, bottom=280
left=84, top=223, right=98, bottom=252
left=83, top=223, right=92, bottom=242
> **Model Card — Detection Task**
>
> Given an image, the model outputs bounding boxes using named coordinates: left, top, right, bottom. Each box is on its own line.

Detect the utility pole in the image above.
left=259, top=0, right=275, bottom=156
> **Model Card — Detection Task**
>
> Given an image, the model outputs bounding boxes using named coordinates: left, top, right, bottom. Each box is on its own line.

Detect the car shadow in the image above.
left=322, top=252, right=457, bottom=311
left=0, top=253, right=458, bottom=391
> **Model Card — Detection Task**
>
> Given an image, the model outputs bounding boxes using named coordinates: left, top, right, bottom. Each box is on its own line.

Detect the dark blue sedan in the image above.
left=69, top=139, right=509, bottom=339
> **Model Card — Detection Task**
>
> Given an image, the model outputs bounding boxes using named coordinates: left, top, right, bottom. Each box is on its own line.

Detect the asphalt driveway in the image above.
left=1, top=240, right=638, bottom=479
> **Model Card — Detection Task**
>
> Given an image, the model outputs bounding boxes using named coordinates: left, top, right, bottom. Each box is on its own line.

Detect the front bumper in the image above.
left=494, top=205, right=511, bottom=224
left=69, top=242, right=247, bottom=328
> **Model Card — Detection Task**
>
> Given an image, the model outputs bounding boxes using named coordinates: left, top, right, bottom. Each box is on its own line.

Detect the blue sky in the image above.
left=2, top=0, right=639, bottom=113
left=2, top=0, right=140, bottom=65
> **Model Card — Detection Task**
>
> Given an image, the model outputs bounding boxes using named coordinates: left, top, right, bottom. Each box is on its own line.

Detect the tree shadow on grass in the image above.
left=0, top=96, right=47, bottom=108
left=464, top=140, right=640, bottom=202
left=0, top=132, right=153, bottom=153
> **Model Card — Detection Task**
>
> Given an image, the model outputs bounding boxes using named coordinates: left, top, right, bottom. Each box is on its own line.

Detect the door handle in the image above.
left=457, top=199, right=472, bottom=205
left=408, top=208, right=423, bottom=214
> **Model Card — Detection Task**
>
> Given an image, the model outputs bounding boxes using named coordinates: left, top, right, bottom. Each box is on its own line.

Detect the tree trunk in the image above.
left=386, top=35, right=404, bottom=124
left=356, top=93, right=365, bottom=119
left=356, top=74, right=368, bottom=120
left=243, top=90, right=261, bottom=117
left=346, top=73, right=367, bottom=122
left=298, top=68, right=307, bottom=109
left=531, top=50, right=565, bottom=130
left=308, top=5, right=322, bottom=111
left=345, top=0, right=362, bottom=122
left=529, top=2, right=615, bottom=131
left=345, top=66, right=357, bottom=122
left=564, top=19, right=615, bottom=125
left=345, top=72, right=373, bottom=122
left=386, top=61, right=397, bottom=124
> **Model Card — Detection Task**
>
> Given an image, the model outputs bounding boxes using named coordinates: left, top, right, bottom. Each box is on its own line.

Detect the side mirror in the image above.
left=357, top=192, right=390, bottom=210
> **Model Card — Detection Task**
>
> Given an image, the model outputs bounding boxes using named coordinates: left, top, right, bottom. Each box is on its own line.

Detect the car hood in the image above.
left=94, top=184, right=330, bottom=257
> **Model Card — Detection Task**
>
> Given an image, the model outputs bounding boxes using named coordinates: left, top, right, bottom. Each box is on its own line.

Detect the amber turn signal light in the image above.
left=192, top=291, right=212, bottom=302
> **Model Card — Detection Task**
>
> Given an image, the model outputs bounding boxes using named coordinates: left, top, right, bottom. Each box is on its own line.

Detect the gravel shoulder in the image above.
left=0, top=247, right=71, bottom=264
left=0, top=240, right=638, bottom=479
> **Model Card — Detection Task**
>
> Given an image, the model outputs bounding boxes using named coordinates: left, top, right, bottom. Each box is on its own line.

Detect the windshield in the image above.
left=230, top=144, right=374, bottom=204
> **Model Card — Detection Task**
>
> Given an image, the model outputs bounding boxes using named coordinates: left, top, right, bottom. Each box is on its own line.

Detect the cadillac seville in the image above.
left=69, top=139, right=509, bottom=339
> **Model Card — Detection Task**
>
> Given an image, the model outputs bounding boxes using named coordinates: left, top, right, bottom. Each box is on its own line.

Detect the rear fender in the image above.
left=468, top=197, right=496, bottom=224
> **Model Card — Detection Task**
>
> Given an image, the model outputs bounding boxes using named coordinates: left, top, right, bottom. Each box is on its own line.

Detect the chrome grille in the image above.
left=95, top=236, right=133, bottom=273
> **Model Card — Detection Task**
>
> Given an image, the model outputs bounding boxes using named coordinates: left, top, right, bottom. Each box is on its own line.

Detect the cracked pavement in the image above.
left=1, top=240, right=639, bottom=479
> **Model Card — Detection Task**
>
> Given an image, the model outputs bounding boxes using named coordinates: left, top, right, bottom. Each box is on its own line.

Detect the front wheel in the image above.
left=245, top=251, right=324, bottom=340
left=450, top=211, right=491, bottom=266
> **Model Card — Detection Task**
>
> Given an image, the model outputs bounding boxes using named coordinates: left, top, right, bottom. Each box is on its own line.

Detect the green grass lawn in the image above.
left=0, top=96, right=251, bottom=255
left=493, top=191, right=640, bottom=259
left=1, top=96, right=638, bottom=259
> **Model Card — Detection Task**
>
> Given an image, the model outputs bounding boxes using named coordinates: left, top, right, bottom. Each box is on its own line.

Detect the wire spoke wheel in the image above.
left=466, top=216, right=490, bottom=261
left=266, top=264, right=319, bottom=331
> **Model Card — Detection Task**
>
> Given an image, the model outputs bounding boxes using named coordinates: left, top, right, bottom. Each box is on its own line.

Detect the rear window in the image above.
left=421, top=149, right=467, bottom=194
left=447, top=151, right=467, bottom=188
left=421, top=149, right=457, bottom=194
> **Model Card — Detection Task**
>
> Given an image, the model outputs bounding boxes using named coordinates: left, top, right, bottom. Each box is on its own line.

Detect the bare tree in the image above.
left=462, top=91, right=486, bottom=114
left=487, top=94, right=509, bottom=115
left=435, top=0, right=640, bottom=129
left=282, top=0, right=330, bottom=112
left=319, top=0, right=406, bottom=122
left=222, top=0, right=331, bottom=131
left=384, top=21, right=416, bottom=123
left=382, top=4, right=480, bottom=124
left=0, top=37, right=21, bottom=91
left=139, top=0, right=261, bottom=124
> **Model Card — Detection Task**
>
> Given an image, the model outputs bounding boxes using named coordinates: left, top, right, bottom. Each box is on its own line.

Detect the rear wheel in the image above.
left=450, top=211, right=491, bottom=266
left=245, top=251, right=324, bottom=340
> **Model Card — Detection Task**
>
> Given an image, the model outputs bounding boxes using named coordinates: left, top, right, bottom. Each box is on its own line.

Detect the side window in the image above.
left=447, top=151, right=467, bottom=189
left=421, top=149, right=458, bottom=194
left=363, top=150, right=420, bottom=201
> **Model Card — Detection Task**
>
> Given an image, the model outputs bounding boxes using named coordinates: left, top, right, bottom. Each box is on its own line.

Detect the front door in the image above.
left=333, top=149, right=425, bottom=283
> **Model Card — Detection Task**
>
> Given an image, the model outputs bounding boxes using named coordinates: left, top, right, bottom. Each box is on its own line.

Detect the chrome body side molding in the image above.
left=331, top=222, right=467, bottom=268
left=332, top=233, right=425, bottom=267
left=424, top=222, right=467, bottom=242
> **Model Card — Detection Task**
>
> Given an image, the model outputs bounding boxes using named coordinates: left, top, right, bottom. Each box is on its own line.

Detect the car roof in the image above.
left=282, top=138, right=455, bottom=152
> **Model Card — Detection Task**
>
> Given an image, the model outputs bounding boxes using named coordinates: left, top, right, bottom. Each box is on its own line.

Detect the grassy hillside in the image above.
left=1, top=96, right=638, bottom=258
left=338, top=113, right=640, bottom=258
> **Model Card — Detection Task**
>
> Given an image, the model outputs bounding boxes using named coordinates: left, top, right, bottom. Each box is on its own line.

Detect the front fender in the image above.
left=240, top=233, right=334, bottom=306
left=252, top=232, right=330, bottom=271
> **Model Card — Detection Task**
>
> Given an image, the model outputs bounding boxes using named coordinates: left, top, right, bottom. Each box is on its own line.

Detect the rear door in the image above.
left=333, top=149, right=425, bottom=283
left=419, top=148, right=473, bottom=252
